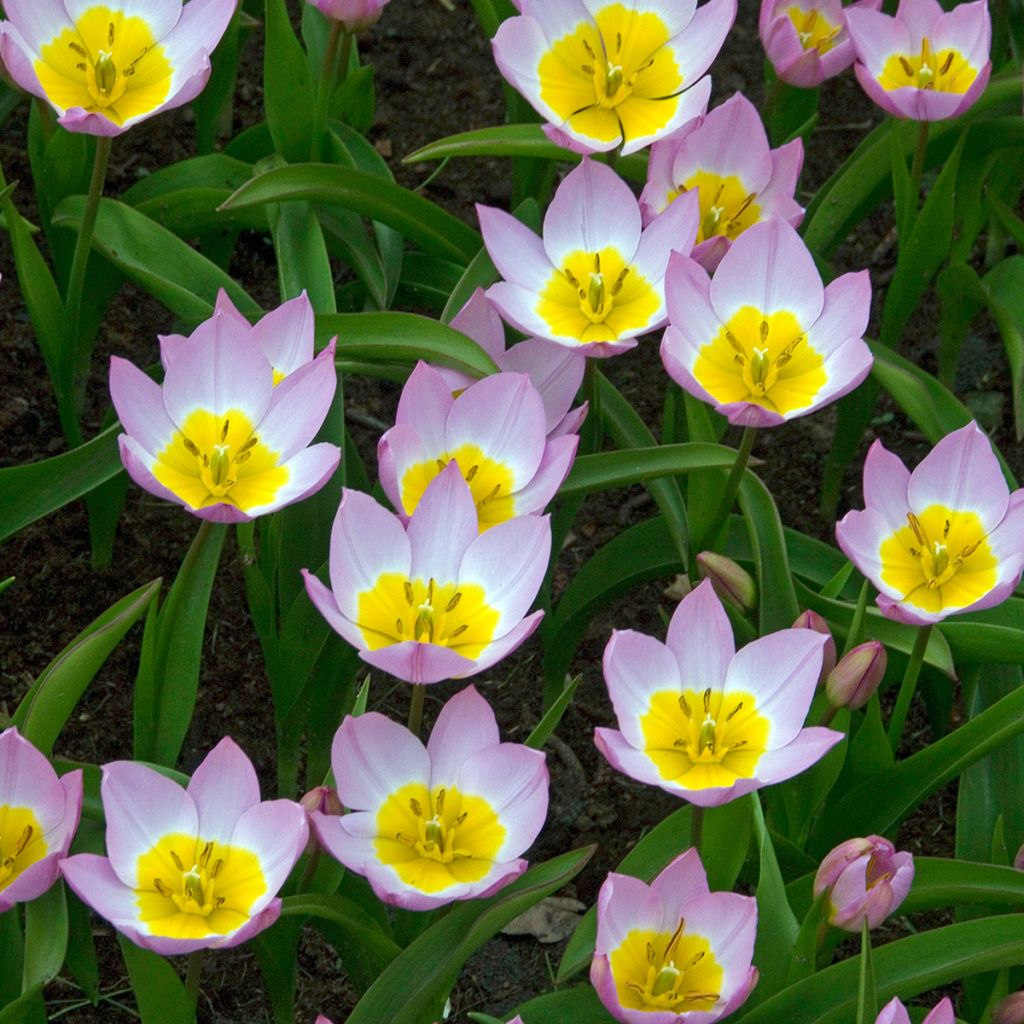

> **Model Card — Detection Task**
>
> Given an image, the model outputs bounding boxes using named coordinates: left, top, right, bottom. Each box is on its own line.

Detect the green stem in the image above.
left=184, top=949, right=206, bottom=1012
left=840, top=579, right=871, bottom=657
left=699, top=426, right=757, bottom=552
left=408, top=684, right=426, bottom=738
left=908, top=119, right=930, bottom=217
left=886, top=623, right=933, bottom=752
left=690, top=806, right=703, bottom=853
left=855, top=918, right=876, bottom=1024
left=311, top=21, right=348, bottom=161
left=581, top=359, right=603, bottom=455
left=63, top=134, right=112, bottom=435
left=297, top=848, right=322, bottom=894
left=819, top=702, right=838, bottom=729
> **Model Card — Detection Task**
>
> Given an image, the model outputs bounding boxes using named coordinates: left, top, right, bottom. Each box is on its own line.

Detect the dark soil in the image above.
left=1, top=1, right=1018, bottom=1022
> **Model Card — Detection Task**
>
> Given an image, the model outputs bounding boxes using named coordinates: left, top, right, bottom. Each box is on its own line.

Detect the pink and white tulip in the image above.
left=591, top=848, right=758, bottom=1023
left=312, top=686, right=548, bottom=911
left=814, top=835, right=914, bottom=932
left=303, top=462, right=551, bottom=685
left=492, top=0, right=733, bottom=156
left=760, top=0, right=882, bottom=88
left=61, top=738, right=308, bottom=954
left=110, top=305, right=340, bottom=523
left=595, top=579, right=843, bottom=807
left=308, top=0, right=390, bottom=31
left=836, top=422, right=1024, bottom=625
left=0, top=0, right=235, bottom=136
left=661, top=216, right=873, bottom=426
left=876, top=998, right=954, bottom=1024
left=846, top=0, right=991, bottom=121
left=436, top=289, right=588, bottom=440
left=481, top=158, right=700, bottom=356
left=0, top=728, right=83, bottom=912
left=642, top=92, right=805, bottom=271
left=378, top=362, right=577, bottom=532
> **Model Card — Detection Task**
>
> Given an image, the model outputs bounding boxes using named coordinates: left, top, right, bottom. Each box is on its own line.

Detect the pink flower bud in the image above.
left=825, top=640, right=887, bottom=710
left=309, top=0, right=389, bottom=31
left=697, top=551, right=757, bottom=612
left=814, top=835, right=914, bottom=931
left=300, top=786, right=344, bottom=855
left=1014, top=843, right=1024, bottom=871
left=792, top=609, right=836, bottom=682
left=993, top=992, right=1024, bottom=1024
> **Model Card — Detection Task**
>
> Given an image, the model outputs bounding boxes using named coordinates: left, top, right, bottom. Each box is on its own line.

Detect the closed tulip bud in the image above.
left=814, top=835, right=914, bottom=932
left=792, top=609, right=836, bottom=682
left=993, top=992, right=1024, bottom=1024
left=300, top=786, right=344, bottom=855
left=697, top=551, right=757, bottom=612
left=1014, top=842, right=1024, bottom=871
left=309, top=0, right=390, bottom=31
left=825, top=640, right=887, bottom=710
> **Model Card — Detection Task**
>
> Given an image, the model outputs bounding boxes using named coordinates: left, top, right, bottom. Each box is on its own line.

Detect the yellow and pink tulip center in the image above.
left=693, top=305, right=826, bottom=415
left=0, top=805, right=47, bottom=890
left=35, top=6, right=172, bottom=124
left=786, top=6, right=841, bottom=54
left=400, top=446, right=515, bottom=530
left=135, top=833, right=267, bottom=940
left=640, top=687, right=771, bottom=790
left=537, top=4, right=683, bottom=145
left=879, top=37, right=976, bottom=94
left=879, top=505, right=997, bottom=615
left=539, top=247, right=659, bottom=344
left=153, top=409, right=289, bottom=514
left=672, top=172, right=761, bottom=244
left=610, top=919, right=723, bottom=1013
left=374, top=783, right=505, bottom=894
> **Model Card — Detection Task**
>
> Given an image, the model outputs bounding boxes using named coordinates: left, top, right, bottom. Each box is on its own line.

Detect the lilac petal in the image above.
left=753, top=728, right=844, bottom=785
left=876, top=998, right=912, bottom=1024
left=896, top=0, right=944, bottom=40
left=666, top=579, right=735, bottom=691
left=465, top=611, right=545, bottom=676
left=408, top=462, right=478, bottom=582
left=303, top=571, right=365, bottom=650
left=631, top=189, right=701, bottom=292
left=0, top=851, right=63, bottom=910
left=679, top=890, right=757, bottom=989
left=836, top=507, right=890, bottom=588
left=595, top=872, right=668, bottom=953
left=229, top=799, right=309, bottom=908
left=360, top=640, right=479, bottom=684
left=250, top=291, right=315, bottom=376
left=664, top=251, right=719, bottom=350
left=117, top=435, right=193, bottom=510
left=485, top=281, right=557, bottom=341
left=476, top=204, right=553, bottom=293
left=3, top=0, right=74, bottom=50
left=497, top=339, right=585, bottom=434
left=603, top=630, right=681, bottom=748
left=450, top=289, right=506, bottom=359
left=806, top=271, right=871, bottom=357
left=244, top=443, right=340, bottom=518
left=377, top=424, right=428, bottom=517
left=187, top=738, right=261, bottom=844
left=861, top=440, right=911, bottom=533
left=61, top=853, right=143, bottom=933
left=509, top=434, right=578, bottom=514
left=109, top=357, right=178, bottom=456
left=426, top=686, right=500, bottom=785
left=0, top=728, right=67, bottom=827
left=255, top=344, right=337, bottom=459
left=648, top=848, right=710, bottom=906
left=396, top=362, right=454, bottom=452
left=594, top=726, right=671, bottom=791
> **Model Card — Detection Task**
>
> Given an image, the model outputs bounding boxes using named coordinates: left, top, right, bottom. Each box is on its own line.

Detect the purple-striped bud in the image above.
left=993, top=992, right=1024, bottom=1024
left=825, top=640, right=887, bottom=710
left=792, top=609, right=837, bottom=682
left=697, top=551, right=757, bottom=612
left=300, top=786, right=344, bottom=855
left=814, top=835, right=914, bottom=932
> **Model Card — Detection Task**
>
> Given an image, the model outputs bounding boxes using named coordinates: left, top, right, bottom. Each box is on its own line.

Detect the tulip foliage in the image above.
left=2, top=0, right=1024, bottom=1023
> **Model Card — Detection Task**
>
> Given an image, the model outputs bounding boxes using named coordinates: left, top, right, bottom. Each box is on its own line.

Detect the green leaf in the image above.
left=557, top=806, right=692, bottom=983
left=560, top=444, right=741, bottom=496
left=118, top=936, right=195, bottom=1024
left=122, top=153, right=255, bottom=206
left=508, top=986, right=616, bottom=1023
left=316, top=311, right=499, bottom=377
left=0, top=424, right=122, bottom=543
left=981, top=255, right=1024, bottom=440
left=345, top=846, right=594, bottom=1024
left=526, top=674, right=580, bottom=749
left=0, top=910, right=23, bottom=1007
left=890, top=120, right=914, bottom=242
left=703, top=796, right=754, bottom=892
left=267, top=195, right=336, bottom=312
left=811, top=682, right=1024, bottom=856
left=263, top=0, right=316, bottom=162
left=12, top=579, right=159, bottom=755
left=52, top=196, right=261, bottom=323
left=65, top=890, right=100, bottom=1004
left=220, top=163, right=482, bottom=263
left=21, top=882, right=68, bottom=992
left=936, top=262, right=986, bottom=388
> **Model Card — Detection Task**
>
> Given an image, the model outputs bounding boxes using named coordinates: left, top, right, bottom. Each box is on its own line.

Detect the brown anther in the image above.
left=183, top=437, right=201, bottom=457
left=616, top=31, right=622, bottom=52
left=76, top=61, right=87, bottom=71
left=664, top=917, right=686, bottom=959
left=202, top=453, right=210, bottom=467
left=960, top=539, right=983, bottom=559
left=215, top=896, right=225, bottom=908
left=69, top=41, right=88, bottom=56
left=581, top=63, right=595, bottom=75
left=703, top=687, right=712, bottom=713
left=199, top=841, right=213, bottom=868
left=410, top=797, right=423, bottom=816
left=435, top=788, right=446, bottom=814
left=582, top=38, right=596, bottom=59
left=445, top=592, right=462, bottom=612
left=395, top=618, right=405, bottom=637
left=211, top=859, right=224, bottom=878
left=465, top=464, right=479, bottom=482
left=403, top=581, right=415, bottom=605
left=170, top=850, right=185, bottom=871
left=435, top=458, right=447, bottom=472
left=906, top=512, right=927, bottom=546
left=221, top=419, right=230, bottom=442
left=899, top=55, right=915, bottom=76
left=449, top=624, right=469, bottom=639
left=154, top=878, right=173, bottom=897
left=13, top=825, right=33, bottom=856
left=806, top=9, right=817, bottom=30
left=943, top=518, right=951, bottom=537
left=239, top=437, right=259, bottom=454
left=726, top=701, right=744, bottom=721
left=679, top=693, right=692, bottom=717
left=647, top=941, right=657, bottom=964
left=759, top=320, right=770, bottom=342
left=108, top=21, right=115, bottom=45
left=427, top=578, right=435, bottom=602
left=594, top=252, right=601, bottom=273
left=688, top=950, right=705, bottom=965
left=396, top=832, right=417, bottom=846
left=454, top=812, right=468, bottom=826
left=940, top=51, right=954, bottom=74
left=235, top=451, right=251, bottom=465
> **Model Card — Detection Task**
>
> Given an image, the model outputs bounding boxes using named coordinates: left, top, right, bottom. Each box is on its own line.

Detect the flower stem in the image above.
left=690, top=806, right=703, bottom=853
left=855, top=918, right=876, bottom=1024
left=581, top=359, right=603, bottom=455
left=408, top=684, right=426, bottom=738
left=311, top=21, right=348, bottom=161
left=184, top=949, right=206, bottom=1011
left=908, top=119, right=930, bottom=219
left=699, top=425, right=757, bottom=551
left=297, top=848, right=322, bottom=894
left=886, top=623, right=932, bottom=752
left=63, top=134, right=112, bottom=439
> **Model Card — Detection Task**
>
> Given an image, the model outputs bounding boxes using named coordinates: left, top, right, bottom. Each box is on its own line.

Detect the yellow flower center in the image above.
left=878, top=504, right=998, bottom=614
left=374, top=783, right=506, bottom=894
left=692, top=306, right=827, bottom=415
left=0, top=806, right=47, bottom=891
left=135, top=833, right=267, bottom=940
left=786, top=6, right=841, bottom=54
left=537, top=247, right=660, bottom=344
left=879, top=37, right=977, bottom=94
left=35, top=6, right=172, bottom=125
left=355, top=574, right=500, bottom=659
left=400, top=445, right=515, bottom=531
left=669, top=171, right=762, bottom=244
left=152, top=408, right=289, bottom=514
left=536, top=3, right=684, bottom=145
left=610, top=921, right=723, bottom=1013
left=639, top=688, right=770, bottom=790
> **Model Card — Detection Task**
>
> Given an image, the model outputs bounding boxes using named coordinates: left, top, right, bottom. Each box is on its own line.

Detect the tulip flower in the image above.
left=846, top=0, right=991, bottom=121
left=792, top=609, right=837, bottom=682
left=303, top=462, right=551, bottom=685
left=492, top=0, right=734, bottom=156
left=591, top=848, right=758, bottom=1023
left=876, top=997, right=953, bottom=1024
left=61, top=738, right=308, bottom=954
left=0, top=728, right=83, bottom=913
left=378, top=362, right=578, bottom=532
left=161, top=289, right=317, bottom=387
left=308, top=0, right=389, bottom=31
left=825, top=640, right=887, bottom=710
left=759, top=0, right=882, bottom=88
left=110, top=306, right=341, bottom=523
left=311, top=686, right=548, bottom=910
left=595, top=579, right=843, bottom=807
left=836, top=422, right=1024, bottom=625
left=814, top=835, right=914, bottom=932
left=480, top=158, right=700, bottom=356
left=641, top=92, right=805, bottom=271
left=436, top=289, right=588, bottom=440
left=661, top=216, right=873, bottom=426
left=993, top=992, right=1024, bottom=1024
left=0, top=0, right=235, bottom=135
